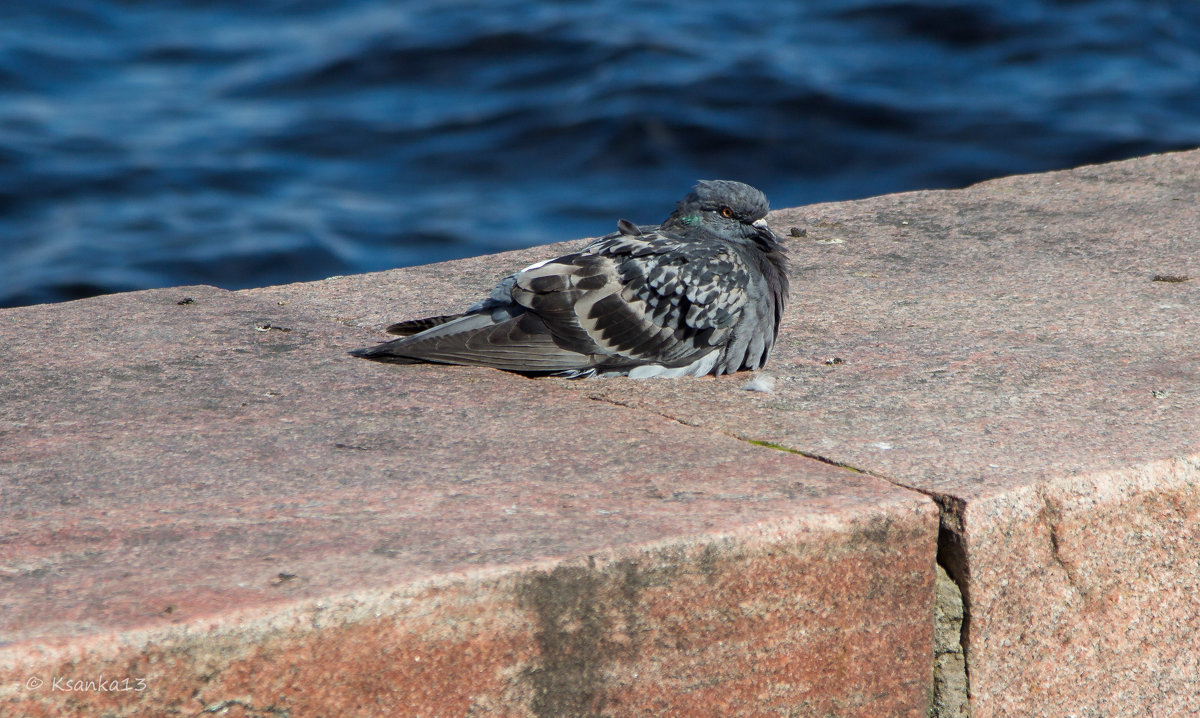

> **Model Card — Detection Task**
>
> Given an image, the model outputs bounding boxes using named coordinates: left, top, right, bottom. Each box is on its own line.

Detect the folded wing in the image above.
left=351, top=229, right=753, bottom=375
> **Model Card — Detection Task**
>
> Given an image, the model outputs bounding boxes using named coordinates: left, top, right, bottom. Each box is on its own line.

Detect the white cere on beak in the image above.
left=752, top=218, right=771, bottom=231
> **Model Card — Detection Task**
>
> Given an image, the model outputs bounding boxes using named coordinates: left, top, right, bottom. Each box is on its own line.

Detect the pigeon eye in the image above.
left=719, top=206, right=734, bottom=219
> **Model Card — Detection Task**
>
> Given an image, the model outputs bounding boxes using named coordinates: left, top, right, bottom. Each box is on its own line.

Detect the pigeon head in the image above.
left=663, top=180, right=780, bottom=248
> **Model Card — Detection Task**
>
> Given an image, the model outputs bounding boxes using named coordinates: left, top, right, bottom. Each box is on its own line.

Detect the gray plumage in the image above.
left=350, top=180, right=789, bottom=378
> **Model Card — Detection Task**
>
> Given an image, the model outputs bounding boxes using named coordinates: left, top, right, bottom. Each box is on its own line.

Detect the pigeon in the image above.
left=350, top=180, right=789, bottom=378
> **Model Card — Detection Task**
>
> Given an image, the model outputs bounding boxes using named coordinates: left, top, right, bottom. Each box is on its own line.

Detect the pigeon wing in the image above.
left=385, top=314, right=461, bottom=336
left=512, top=230, right=751, bottom=368
left=353, top=229, right=756, bottom=374
left=351, top=306, right=594, bottom=372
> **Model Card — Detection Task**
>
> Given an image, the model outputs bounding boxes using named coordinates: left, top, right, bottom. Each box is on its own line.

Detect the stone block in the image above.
left=1, top=285, right=937, bottom=716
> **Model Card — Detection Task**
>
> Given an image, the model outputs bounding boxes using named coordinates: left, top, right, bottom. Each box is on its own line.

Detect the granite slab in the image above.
left=0, top=285, right=937, bottom=716
left=246, top=148, right=1200, bottom=716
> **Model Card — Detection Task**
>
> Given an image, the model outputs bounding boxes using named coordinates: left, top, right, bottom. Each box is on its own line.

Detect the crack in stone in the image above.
left=200, top=699, right=291, bottom=717
left=926, top=493, right=972, bottom=718
left=583, top=394, right=874, bottom=476
left=931, top=561, right=971, bottom=718
left=741, top=439, right=868, bottom=474
left=1039, top=489, right=1088, bottom=601
left=584, top=393, right=703, bottom=428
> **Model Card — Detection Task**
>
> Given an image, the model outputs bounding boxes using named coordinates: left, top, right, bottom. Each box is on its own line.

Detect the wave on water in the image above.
left=1, top=0, right=1199, bottom=306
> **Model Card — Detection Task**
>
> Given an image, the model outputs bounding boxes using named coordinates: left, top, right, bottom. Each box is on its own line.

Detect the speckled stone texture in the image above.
left=0, top=286, right=937, bottom=715
left=574, top=150, right=1199, bottom=717
left=5, top=149, right=1199, bottom=716
left=250, top=148, right=1200, bottom=716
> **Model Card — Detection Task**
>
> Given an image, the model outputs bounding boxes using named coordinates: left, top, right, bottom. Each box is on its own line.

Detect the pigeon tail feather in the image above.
left=386, top=314, right=463, bottom=336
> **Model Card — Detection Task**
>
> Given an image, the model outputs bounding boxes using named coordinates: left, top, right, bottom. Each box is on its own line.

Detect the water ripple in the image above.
left=1, top=0, right=1198, bottom=306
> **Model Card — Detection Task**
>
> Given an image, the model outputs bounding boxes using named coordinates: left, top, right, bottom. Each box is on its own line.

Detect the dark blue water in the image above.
left=2, top=0, right=1199, bottom=308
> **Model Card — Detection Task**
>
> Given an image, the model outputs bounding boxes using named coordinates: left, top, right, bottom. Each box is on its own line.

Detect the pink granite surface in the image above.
left=585, top=151, right=1199, bottom=717
left=246, top=149, right=1200, bottom=716
left=4, top=149, right=1198, bottom=716
left=0, top=286, right=937, bottom=715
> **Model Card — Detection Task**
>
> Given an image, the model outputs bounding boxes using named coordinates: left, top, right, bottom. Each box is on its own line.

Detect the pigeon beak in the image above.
left=752, top=217, right=780, bottom=243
